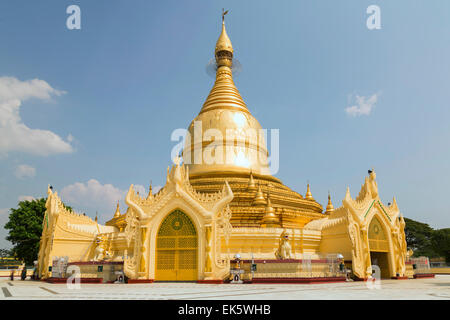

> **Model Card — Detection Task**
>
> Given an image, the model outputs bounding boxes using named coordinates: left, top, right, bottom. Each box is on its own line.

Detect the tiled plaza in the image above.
left=0, top=275, right=449, bottom=300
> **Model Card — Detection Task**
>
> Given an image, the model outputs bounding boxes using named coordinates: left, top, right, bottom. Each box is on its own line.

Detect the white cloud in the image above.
left=14, top=164, right=36, bottom=179
left=345, top=93, right=379, bottom=117
left=0, top=208, right=11, bottom=249
left=67, top=134, right=74, bottom=143
left=18, top=195, right=35, bottom=202
left=60, top=179, right=125, bottom=214
left=58, top=180, right=159, bottom=221
left=0, top=76, right=74, bottom=156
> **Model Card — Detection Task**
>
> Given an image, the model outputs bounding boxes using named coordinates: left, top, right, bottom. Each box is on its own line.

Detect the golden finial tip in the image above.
left=215, top=9, right=233, bottom=59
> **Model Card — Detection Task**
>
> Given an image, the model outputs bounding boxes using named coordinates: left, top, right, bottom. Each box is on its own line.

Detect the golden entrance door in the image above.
left=156, top=210, right=198, bottom=281
left=368, top=217, right=389, bottom=252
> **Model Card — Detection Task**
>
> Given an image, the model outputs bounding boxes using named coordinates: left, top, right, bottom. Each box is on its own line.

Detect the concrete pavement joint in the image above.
left=2, top=287, right=12, bottom=298
left=39, top=286, right=59, bottom=295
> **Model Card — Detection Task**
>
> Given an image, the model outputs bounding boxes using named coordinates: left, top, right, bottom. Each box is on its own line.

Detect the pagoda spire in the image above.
left=253, top=183, right=266, bottom=206
left=261, top=192, right=279, bottom=227
left=201, top=9, right=248, bottom=115
left=114, top=200, right=121, bottom=218
left=325, top=193, right=334, bottom=214
left=147, top=181, right=153, bottom=200
left=305, top=182, right=314, bottom=200
left=248, top=171, right=257, bottom=191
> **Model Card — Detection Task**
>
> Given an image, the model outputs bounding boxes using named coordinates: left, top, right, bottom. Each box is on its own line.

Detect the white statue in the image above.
left=275, top=230, right=293, bottom=259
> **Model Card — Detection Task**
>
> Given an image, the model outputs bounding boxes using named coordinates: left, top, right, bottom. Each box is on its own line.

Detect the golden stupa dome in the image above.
left=183, top=14, right=270, bottom=177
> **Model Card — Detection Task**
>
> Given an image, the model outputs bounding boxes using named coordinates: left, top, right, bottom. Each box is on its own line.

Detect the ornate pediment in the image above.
left=124, top=159, right=234, bottom=223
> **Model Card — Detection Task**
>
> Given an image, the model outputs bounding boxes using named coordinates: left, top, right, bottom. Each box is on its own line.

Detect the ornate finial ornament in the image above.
left=222, top=8, right=229, bottom=23
left=305, top=183, right=314, bottom=200
left=215, top=9, right=233, bottom=65
left=114, top=200, right=121, bottom=218
left=261, top=192, right=279, bottom=227
left=253, top=183, right=266, bottom=206
left=248, top=170, right=257, bottom=191
left=325, top=192, right=334, bottom=214
left=147, top=181, right=153, bottom=200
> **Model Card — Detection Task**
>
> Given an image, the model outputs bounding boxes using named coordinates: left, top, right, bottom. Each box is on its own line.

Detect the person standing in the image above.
left=21, top=267, right=27, bottom=280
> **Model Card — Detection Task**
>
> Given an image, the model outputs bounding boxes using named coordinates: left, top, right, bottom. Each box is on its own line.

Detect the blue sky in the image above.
left=0, top=1, right=449, bottom=248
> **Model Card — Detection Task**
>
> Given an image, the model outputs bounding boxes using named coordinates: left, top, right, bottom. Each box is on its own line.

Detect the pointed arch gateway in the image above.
left=155, top=210, right=198, bottom=281
left=368, top=215, right=392, bottom=278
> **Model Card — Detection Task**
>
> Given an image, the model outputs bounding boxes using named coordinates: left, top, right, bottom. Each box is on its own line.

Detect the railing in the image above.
left=410, top=256, right=432, bottom=275
left=231, top=254, right=348, bottom=280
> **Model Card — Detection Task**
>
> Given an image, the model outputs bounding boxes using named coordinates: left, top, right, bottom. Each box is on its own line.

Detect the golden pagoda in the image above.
left=36, top=12, right=409, bottom=283
left=183, top=13, right=324, bottom=229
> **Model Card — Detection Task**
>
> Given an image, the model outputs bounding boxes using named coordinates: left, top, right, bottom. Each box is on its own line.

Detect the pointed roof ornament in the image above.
left=261, top=192, right=279, bottom=227
left=305, top=182, right=314, bottom=200
left=166, top=166, right=171, bottom=184
left=47, top=184, right=53, bottom=196
left=391, top=196, right=399, bottom=211
left=147, top=181, right=153, bottom=200
left=325, top=192, right=334, bottom=214
left=266, top=192, right=273, bottom=209
left=215, top=9, right=233, bottom=56
left=114, top=200, right=121, bottom=218
left=173, top=155, right=183, bottom=184
left=345, top=186, right=352, bottom=200
left=253, top=183, right=266, bottom=206
left=248, top=170, right=257, bottom=191
left=95, top=212, right=98, bottom=223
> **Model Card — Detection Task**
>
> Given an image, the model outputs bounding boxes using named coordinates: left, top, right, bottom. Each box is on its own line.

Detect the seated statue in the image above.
left=92, top=234, right=112, bottom=262
left=275, top=230, right=293, bottom=260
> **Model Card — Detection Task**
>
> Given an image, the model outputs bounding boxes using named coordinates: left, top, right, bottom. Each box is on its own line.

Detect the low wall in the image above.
left=230, top=259, right=347, bottom=281
left=64, top=261, right=124, bottom=283
left=430, top=267, right=450, bottom=274
left=0, top=269, right=34, bottom=278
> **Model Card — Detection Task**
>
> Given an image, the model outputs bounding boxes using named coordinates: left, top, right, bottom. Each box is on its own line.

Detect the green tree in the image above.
left=4, top=198, right=47, bottom=265
left=4, top=198, right=73, bottom=265
left=431, top=228, right=450, bottom=264
left=404, top=217, right=438, bottom=258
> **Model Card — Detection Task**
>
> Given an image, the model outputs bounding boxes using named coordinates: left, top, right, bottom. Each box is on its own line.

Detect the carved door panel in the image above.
left=368, top=217, right=389, bottom=252
left=156, top=210, right=198, bottom=281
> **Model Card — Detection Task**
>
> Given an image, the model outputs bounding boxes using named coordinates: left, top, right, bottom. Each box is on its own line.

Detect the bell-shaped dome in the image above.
left=183, top=18, right=270, bottom=176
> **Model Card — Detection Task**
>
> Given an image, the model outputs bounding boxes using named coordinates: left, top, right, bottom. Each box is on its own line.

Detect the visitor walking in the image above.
left=21, top=267, right=27, bottom=280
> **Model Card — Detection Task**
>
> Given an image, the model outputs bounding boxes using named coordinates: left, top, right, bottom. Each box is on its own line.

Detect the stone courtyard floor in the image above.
left=0, top=275, right=449, bottom=300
